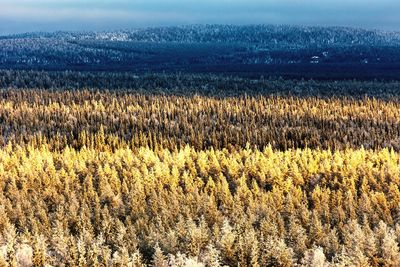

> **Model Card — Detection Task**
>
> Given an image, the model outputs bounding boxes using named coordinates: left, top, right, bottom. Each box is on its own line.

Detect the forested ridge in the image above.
left=2, top=25, right=400, bottom=79
left=0, top=73, right=400, bottom=266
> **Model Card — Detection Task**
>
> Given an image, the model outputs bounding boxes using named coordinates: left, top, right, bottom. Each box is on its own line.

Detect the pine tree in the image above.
left=262, top=237, right=295, bottom=267
left=32, top=235, right=47, bottom=267
left=217, top=219, right=236, bottom=265
left=4, top=224, right=17, bottom=267
left=301, top=247, right=329, bottom=267
left=381, top=229, right=400, bottom=266
left=112, top=247, right=132, bottom=267
left=153, top=243, right=168, bottom=267
left=131, top=248, right=145, bottom=267
left=200, top=244, right=220, bottom=267
left=77, top=238, right=87, bottom=267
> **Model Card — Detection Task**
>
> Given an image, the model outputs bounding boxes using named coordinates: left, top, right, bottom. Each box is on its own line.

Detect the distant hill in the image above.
left=1, top=25, right=400, bottom=79
left=5, top=24, right=400, bottom=47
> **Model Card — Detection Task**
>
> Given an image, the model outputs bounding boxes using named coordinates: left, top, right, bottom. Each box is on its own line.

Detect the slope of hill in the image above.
left=1, top=25, right=400, bottom=79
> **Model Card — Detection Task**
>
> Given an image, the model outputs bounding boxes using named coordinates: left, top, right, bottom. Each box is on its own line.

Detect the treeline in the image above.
left=0, top=89, right=399, bottom=151
left=8, top=24, right=400, bottom=47
left=1, top=70, right=400, bottom=98
left=1, top=145, right=400, bottom=266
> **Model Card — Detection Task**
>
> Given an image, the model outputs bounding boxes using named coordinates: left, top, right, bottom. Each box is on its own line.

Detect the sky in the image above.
left=0, top=0, right=400, bottom=35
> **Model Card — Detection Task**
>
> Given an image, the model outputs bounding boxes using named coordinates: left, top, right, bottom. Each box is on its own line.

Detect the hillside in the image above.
left=1, top=25, right=400, bottom=79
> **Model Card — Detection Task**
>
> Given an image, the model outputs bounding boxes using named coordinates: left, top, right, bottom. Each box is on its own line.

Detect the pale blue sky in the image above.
left=1, top=0, right=400, bottom=34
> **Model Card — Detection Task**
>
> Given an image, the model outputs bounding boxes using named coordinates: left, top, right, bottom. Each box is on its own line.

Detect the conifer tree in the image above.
left=32, top=235, right=47, bottom=267
left=153, top=243, right=168, bottom=267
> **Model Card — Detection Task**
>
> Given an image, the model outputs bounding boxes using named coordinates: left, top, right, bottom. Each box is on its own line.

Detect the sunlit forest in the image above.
left=1, top=74, right=400, bottom=266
